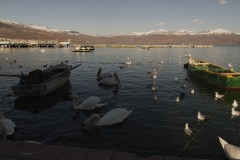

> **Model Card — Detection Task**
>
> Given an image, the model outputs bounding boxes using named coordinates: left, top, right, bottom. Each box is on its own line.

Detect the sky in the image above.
left=0, top=0, right=240, bottom=35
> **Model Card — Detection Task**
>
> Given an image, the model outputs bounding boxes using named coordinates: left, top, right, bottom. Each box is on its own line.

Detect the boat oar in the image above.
left=41, top=64, right=81, bottom=84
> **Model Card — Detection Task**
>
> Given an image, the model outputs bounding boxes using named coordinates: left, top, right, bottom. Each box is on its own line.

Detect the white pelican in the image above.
left=99, top=72, right=120, bottom=86
left=150, top=68, right=158, bottom=79
left=190, top=89, right=194, bottom=95
left=71, top=95, right=107, bottom=110
left=231, top=108, right=240, bottom=116
left=0, top=98, right=16, bottom=136
left=218, top=137, right=240, bottom=160
left=232, top=100, right=238, bottom=108
left=82, top=108, right=133, bottom=127
left=215, top=92, right=224, bottom=99
left=96, top=67, right=112, bottom=81
left=124, top=58, right=132, bottom=65
left=197, top=111, right=208, bottom=120
left=184, top=123, right=193, bottom=136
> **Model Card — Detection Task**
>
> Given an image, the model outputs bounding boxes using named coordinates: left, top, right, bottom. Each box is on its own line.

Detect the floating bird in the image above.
left=137, top=62, right=140, bottom=65
left=218, top=136, right=240, bottom=160
left=65, top=60, right=68, bottom=63
left=0, top=98, right=16, bottom=137
left=175, top=96, right=180, bottom=102
left=153, top=95, right=157, bottom=101
left=232, top=100, right=238, bottom=108
left=175, top=77, right=179, bottom=82
left=162, top=61, right=164, bottom=64
left=96, top=67, right=112, bottom=81
left=215, top=92, right=224, bottom=99
left=197, top=111, right=208, bottom=120
left=6, top=58, right=8, bottom=60
left=152, top=86, right=158, bottom=91
left=99, top=72, right=120, bottom=86
left=71, top=95, right=107, bottom=110
left=43, top=64, right=47, bottom=67
left=228, top=63, right=233, bottom=68
left=150, top=68, right=158, bottom=79
left=82, top=108, right=133, bottom=127
left=184, top=123, right=193, bottom=136
left=119, top=66, right=124, bottom=69
left=179, top=62, right=182, bottom=64
left=190, top=89, right=194, bottom=95
left=124, top=58, right=132, bottom=65
left=231, top=108, right=240, bottom=116
left=181, top=83, right=186, bottom=88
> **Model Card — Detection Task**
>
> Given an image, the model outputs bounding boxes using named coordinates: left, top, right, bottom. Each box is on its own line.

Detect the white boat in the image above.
left=9, top=63, right=81, bottom=96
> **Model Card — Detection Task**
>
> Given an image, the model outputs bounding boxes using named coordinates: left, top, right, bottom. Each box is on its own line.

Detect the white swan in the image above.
left=231, top=108, right=240, bottom=116
left=82, top=108, right=133, bottom=127
left=215, top=92, right=224, bottom=99
left=99, top=72, right=120, bottom=86
left=150, top=68, right=158, bottom=79
left=0, top=98, right=16, bottom=136
left=184, top=123, right=193, bottom=136
left=197, top=111, right=208, bottom=120
left=232, top=100, right=238, bottom=108
left=218, top=136, right=240, bottom=160
left=71, top=95, right=107, bottom=110
left=96, top=67, right=112, bottom=81
left=124, top=58, right=132, bottom=65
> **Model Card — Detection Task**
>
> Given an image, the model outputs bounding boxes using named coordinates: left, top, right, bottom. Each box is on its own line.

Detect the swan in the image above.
left=0, top=98, right=16, bottom=136
left=82, top=108, right=133, bottom=128
left=96, top=67, right=112, bottom=81
left=215, top=92, right=224, bottom=99
left=124, top=58, right=132, bottom=65
left=197, top=111, right=208, bottom=120
left=218, top=136, right=240, bottom=160
left=150, top=68, right=158, bottom=78
left=232, top=100, right=238, bottom=108
left=231, top=108, right=240, bottom=116
left=99, top=72, right=120, bottom=86
left=184, top=123, right=193, bottom=136
left=71, top=95, right=107, bottom=110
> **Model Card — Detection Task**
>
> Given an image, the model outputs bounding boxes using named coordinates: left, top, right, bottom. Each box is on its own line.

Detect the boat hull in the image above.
left=11, top=74, right=70, bottom=96
left=187, top=58, right=240, bottom=90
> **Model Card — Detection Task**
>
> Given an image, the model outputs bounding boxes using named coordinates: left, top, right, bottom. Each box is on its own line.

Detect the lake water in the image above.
left=0, top=46, right=240, bottom=159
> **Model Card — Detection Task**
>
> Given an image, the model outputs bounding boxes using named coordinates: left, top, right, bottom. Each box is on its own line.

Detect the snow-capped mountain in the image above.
left=0, top=19, right=238, bottom=36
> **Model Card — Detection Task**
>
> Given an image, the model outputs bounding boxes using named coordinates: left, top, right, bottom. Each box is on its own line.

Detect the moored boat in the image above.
left=70, top=47, right=91, bottom=52
left=185, top=56, right=240, bottom=90
left=9, top=63, right=81, bottom=96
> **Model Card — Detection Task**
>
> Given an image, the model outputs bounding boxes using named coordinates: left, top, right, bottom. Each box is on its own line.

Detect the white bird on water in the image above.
left=215, top=92, right=224, bottom=99
left=218, top=136, right=240, bottom=160
left=81, top=108, right=133, bottom=127
left=197, top=111, right=208, bottom=120
left=232, top=100, right=238, bottom=108
left=175, top=96, right=180, bottom=102
left=228, top=63, right=233, bottom=68
left=71, top=95, right=107, bottom=110
left=184, top=123, right=193, bottom=136
left=152, top=86, right=158, bottom=91
left=150, top=68, right=158, bottom=79
left=124, top=58, right=132, bottom=65
left=96, top=67, right=112, bottom=81
left=0, top=98, right=16, bottom=137
left=153, top=95, right=157, bottom=101
left=99, top=72, right=121, bottom=86
left=175, top=77, right=179, bottom=82
left=231, top=108, right=240, bottom=116
left=190, top=89, right=194, bottom=95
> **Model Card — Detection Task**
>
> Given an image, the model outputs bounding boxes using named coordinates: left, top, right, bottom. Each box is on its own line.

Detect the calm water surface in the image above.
left=0, top=46, right=240, bottom=159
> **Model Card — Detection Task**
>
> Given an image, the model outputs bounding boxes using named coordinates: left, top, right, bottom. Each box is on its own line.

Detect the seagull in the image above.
left=175, top=96, right=180, bottom=102
left=190, top=89, right=194, bottom=95
left=181, top=83, right=186, bottom=88
left=228, top=63, right=233, bottom=68
left=161, top=61, right=164, bottom=64
left=231, top=108, right=240, bottom=116
left=150, top=68, right=158, bottom=79
left=124, top=58, right=132, bottom=65
left=215, top=92, right=224, bottom=99
left=152, top=86, right=158, bottom=91
left=184, top=123, right=193, bottom=136
left=179, top=62, right=181, bottom=64
left=175, top=77, right=179, bottom=82
left=232, top=100, right=238, bottom=108
left=153, top=95, right=157, bottom=101
left=218, top=136, right=240, bottom=160
left=197, top=111, right=208, bottom=120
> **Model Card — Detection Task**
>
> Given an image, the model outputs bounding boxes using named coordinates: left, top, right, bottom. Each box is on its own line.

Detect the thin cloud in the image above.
left=192, top=19, right=199, bottom=23
left=156, top=23, right=165, bottom=26
left=199, top=21, right=205, bottom=24
left=219, top=0, right=227, bottom=4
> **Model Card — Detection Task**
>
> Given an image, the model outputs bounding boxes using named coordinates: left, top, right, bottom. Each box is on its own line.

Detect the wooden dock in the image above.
left=0, top=140, right=211, bottom=160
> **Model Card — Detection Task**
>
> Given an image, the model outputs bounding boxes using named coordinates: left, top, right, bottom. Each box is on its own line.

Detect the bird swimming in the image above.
left=184, top=123, right=193, bottom=136
left=150, top=68, right=158, bottom=79
left=190, top=89, right=194, bottom=94
left=197, top=111, right=208, bottom=120
left=215, top=92, right=224, bottom=99
left=175, top=96, right=180, bottom=102
left=124, top=58, right=132, bottom=65
left=98, top=72, right=120, bottom=86
left=82, top=108, right=133, bottom=127
left=71, top=95, right=107, bottom=110
left=96, top=67, right=112, bottom=81
left=218, top=136, right=240, bottom=160
left=232, top=100, right=238, bottom=108
left=231, top=108, right=240, bottom=116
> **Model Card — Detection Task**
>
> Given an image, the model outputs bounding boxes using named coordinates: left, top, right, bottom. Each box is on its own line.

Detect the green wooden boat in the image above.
left=185, top=56, right=240, bottom=90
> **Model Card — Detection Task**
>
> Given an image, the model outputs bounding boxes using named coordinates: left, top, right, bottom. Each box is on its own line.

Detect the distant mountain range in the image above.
left=0, top=19, right=240, bottom=44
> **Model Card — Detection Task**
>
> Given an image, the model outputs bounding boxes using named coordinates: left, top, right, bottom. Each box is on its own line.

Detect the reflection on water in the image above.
left=0, top=46, right=240, bottom=160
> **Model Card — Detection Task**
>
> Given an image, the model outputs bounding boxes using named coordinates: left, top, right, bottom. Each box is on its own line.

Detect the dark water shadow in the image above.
left=14, top=82, right=72, bottom=114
